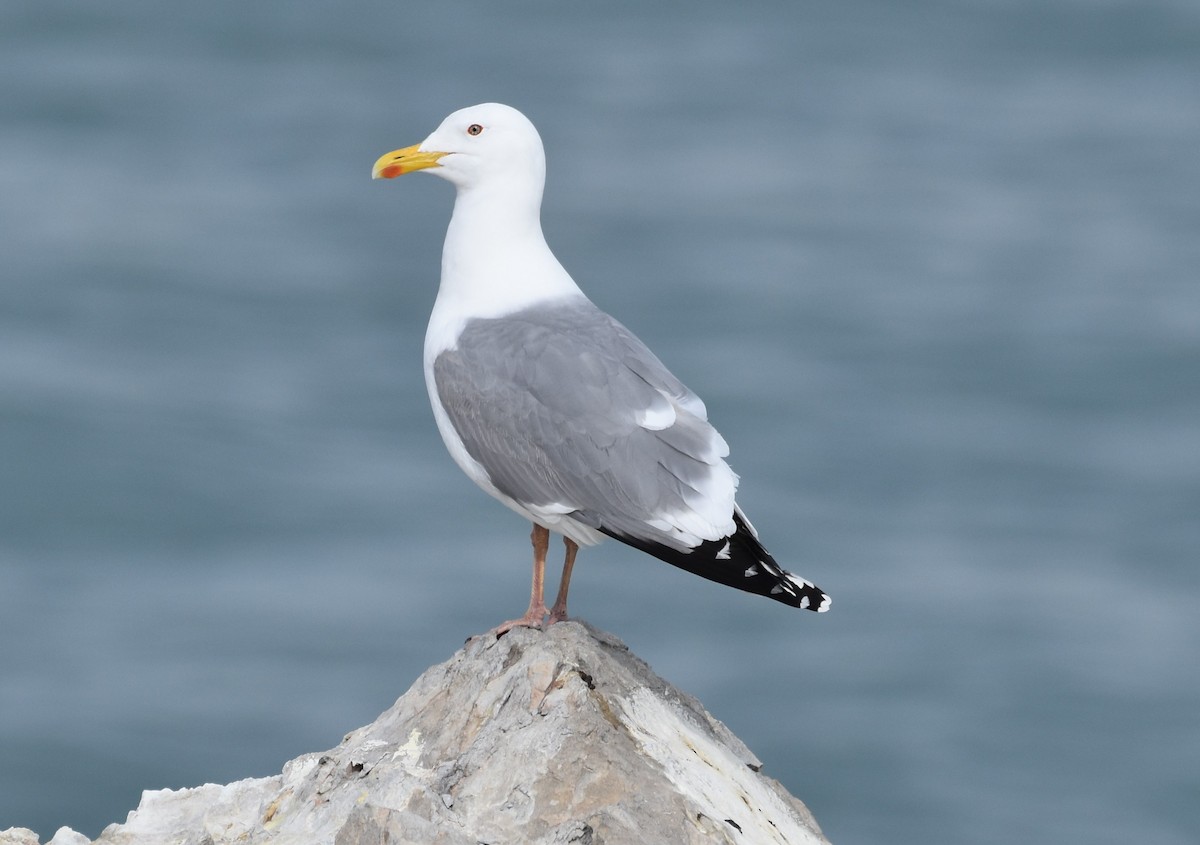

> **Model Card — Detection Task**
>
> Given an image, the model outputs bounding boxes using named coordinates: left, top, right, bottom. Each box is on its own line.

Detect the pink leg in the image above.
left=492, top=524, right=550, bottom=637
left=547, top=537, right=579, bottom=625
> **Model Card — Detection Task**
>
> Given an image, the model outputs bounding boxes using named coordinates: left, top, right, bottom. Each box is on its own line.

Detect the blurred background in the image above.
left=2, top=1, right=1198, bottom=842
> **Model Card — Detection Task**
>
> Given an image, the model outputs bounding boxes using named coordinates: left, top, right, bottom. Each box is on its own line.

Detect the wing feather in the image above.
left=433, top=299, right=736, bottom=551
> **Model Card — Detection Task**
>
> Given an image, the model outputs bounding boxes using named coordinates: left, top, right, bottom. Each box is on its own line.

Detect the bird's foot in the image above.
left=546, top=604, right=569, bottom=626
left=491, top=606, right=547, bottom=638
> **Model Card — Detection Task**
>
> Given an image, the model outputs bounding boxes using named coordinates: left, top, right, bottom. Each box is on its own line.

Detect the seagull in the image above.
left=372, top=103, right=829, bottom=634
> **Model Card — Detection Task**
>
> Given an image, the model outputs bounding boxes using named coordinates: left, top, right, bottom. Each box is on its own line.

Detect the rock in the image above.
left=0, top=830, right=40, bottom=845
left=5, top=621, right=828, bottom=845
left=45, top=832, right=89, bottom=845
left=0, top=830, right=88, bottom=845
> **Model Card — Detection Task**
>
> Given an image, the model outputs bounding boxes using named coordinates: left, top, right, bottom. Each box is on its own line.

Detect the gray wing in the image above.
left=432, top=298, right=733, bottom=551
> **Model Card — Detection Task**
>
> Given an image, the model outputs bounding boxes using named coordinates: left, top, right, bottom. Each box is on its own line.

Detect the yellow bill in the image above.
left=371, top=144, right=447, bottom=179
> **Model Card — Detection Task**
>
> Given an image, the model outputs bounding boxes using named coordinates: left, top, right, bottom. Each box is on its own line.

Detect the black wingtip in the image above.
left=602, top=512, right=830, bottom=612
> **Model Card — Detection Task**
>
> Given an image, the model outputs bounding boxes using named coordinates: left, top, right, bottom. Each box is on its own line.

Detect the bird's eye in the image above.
left=467, top=124, right=483, bottom=136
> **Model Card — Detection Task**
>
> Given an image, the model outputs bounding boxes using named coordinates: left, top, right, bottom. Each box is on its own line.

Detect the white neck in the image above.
left=424, top=181, right=585, bottom=362
left=435, top=180, right=582, bottom=319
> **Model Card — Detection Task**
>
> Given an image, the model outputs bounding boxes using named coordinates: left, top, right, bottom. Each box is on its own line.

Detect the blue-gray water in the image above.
left=2, top=1, right=1198, bottom=842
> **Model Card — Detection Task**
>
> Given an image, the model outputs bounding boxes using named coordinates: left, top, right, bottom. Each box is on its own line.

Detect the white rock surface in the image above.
left=2, top=621, right=828, bottom=845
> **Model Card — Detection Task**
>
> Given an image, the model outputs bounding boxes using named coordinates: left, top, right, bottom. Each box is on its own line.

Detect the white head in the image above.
left=372, top=103, right=579, bottom=311
left=372, top=103, right=546, bottom=198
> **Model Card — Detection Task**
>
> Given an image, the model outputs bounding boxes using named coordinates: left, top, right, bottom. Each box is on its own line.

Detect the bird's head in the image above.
left=372, top=103, right=546, bottom=194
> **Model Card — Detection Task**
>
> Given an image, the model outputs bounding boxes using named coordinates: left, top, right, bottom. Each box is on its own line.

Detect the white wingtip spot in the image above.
left=743, top=563, right=758, bottom=577
left=716, top=541, right=731, bottom=561
left=769, top=585, right=783, bottom=595
left=799, top=595, right=810, bottom=610
left=785, top=573, right=815, bottom=591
